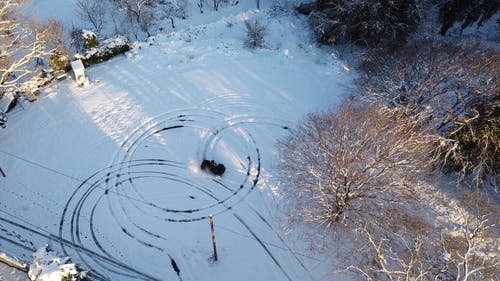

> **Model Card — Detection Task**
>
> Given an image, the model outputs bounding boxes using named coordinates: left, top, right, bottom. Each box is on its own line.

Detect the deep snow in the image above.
left=1, top=1, right=353, bottom=280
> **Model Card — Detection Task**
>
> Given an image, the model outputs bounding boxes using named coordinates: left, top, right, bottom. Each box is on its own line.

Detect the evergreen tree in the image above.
left=439, top=0, right=499, bottom=35
left=307, top=0, right=421, bottom=47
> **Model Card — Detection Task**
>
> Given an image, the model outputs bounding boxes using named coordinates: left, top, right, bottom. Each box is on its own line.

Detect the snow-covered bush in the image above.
left=304, top=0, right=421, bottom=47
left=439, top=0, right=499, bottom=35
left=28, top=245, right=88, bottom=281
left=49, top=54, right=70, bottom=73
left=244, top=20, right=266, bottom=49
left=75, top=35, right=130, bottom=66
left=82, top=30, right=97, bottom=49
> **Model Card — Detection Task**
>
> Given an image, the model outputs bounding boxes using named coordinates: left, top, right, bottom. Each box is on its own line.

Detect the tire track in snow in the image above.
left=57, top=108, right=296, bottom=280
left=233, top=213, right=293, bottom=281
left=1, top=216, right=160, bottom=281
left=244, top=202, right=317, bottom=281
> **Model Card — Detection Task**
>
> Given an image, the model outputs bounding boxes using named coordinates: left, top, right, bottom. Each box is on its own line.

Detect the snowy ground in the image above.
left=0, top=262, right=28, bottom=281
left=1, top=2, right=353, bottom=280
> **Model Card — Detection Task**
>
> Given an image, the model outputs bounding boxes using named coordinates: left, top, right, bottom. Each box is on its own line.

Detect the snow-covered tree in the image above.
left=348, top=227, right=437, bottom=281
left=347, top=190, right=499, bottom=281
left=277, top=102, right=438, bottom=230
left=0, top=0, right=56, bottom=94
left=305, top=0, right=421, bottom=47
left=440, top=191, right=499, bottom=281
left=357, top=39, right=499, bottom=187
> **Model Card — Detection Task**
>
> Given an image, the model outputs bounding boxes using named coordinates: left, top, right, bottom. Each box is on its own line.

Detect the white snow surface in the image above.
left=1, top=2, right=353, bottom=281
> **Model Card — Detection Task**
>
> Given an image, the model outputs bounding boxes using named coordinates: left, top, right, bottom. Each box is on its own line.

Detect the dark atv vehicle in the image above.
left=201, top=159, right=225, bottom=176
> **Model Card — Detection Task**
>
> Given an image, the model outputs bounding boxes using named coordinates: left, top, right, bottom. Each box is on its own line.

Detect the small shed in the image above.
left=70, top=59, right=89, bottom=87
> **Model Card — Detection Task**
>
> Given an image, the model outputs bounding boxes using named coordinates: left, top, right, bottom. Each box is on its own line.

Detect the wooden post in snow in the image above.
left=209, top=214, right=218, bottom=261
left=0, top=167, right=5, bottom=178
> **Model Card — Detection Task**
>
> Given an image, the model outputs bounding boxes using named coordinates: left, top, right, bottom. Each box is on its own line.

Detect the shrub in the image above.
left=244, top=20, right=266, bottom=49
left=82, top=30, right=97, bottom=49
left=49, top=54, right=69, bottom=72
left=307, top=0, right=421, bottom=47
left=75, top=35, right=130, bottom=66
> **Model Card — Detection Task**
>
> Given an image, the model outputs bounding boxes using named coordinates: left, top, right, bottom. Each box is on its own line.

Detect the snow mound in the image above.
left=28, top=245, right=86, bottom=281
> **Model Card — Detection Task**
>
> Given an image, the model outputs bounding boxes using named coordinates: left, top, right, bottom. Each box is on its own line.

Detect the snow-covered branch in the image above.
left=0, top=0, right=61, bottom=95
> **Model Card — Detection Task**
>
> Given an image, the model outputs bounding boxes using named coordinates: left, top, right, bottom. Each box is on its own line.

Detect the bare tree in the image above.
left=137, top=4, right=154, bottom=37
left=277, top=102, right=438, bottom=230
left=348, top=228, right=436, bottom=281
left=40, top=19, right=69, bottom=72
left=75, top=0, right=108, bottom=34
left=0, top=0, right=55, bottom=94
left=347, top=190, right=499, bottom=281
left=357, top=39, right=499, bottom=186
left=117, top=0, right=152, bottom=24
left=113, top=0, right=154, bottom=38
left=357, top=39, right=498, bottom=130
left=439, top=191, right=500, bottom=281
left=440, top=214, right=499, bottom=280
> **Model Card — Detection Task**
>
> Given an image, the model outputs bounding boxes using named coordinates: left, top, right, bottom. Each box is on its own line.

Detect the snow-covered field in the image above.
left=1, top=1, right=353, bottom=280
left=0, top=262, right=27, bottom=281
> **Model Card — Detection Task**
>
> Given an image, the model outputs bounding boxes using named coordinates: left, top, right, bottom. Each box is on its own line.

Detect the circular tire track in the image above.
left=59, top=108, right=291, bottom=280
